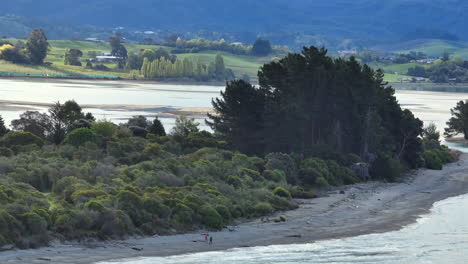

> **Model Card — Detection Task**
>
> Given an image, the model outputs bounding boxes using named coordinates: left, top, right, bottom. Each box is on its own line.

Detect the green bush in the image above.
left=21, top=212, right=47, bottom=235
left=371, top=154, right=405, bottom=181
left=262, top=170, right=285, bottom=182
left=265, top=153, right=297, bottom=184
left=84, top=200, right=107, bottom=213
left=63, top=128, right=96, bottom=146
left=315, top=177, right=329, bottom=187
left=171, top=203, right=193, bottom=226
left=91, top=121, right=117, bottom=139
left=423, top=150, right=443, bottom=170
left=239, top=168, right=262, bottom=181
left=199, top=205, right=224, bottom=229
left=71, top=189, right=107, bottom=203
left=2, top=132, right=44, bottom=147
left=142, top=143, right=163, bottom=157
left=273, top=186, right=291, bottom=199
left=227, top=175, right=242, bottom=188
left=252, top=202, right=273, bottom=216
left=215, top=205, right=231, bottom=222
left=0, top=147, right=13, bottom=157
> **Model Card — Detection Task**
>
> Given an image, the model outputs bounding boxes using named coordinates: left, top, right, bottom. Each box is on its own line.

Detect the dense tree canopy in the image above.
left=209, top=46, right=423, bottom=168
left=252, top=38, right=272, bottom=56
left=64, top=48, right=83, bottom=66
left=109, top=34, right=128, bottom=68
left=26, top=29, right=49, bottom=65
left=445, top=100, right=468, bottom=139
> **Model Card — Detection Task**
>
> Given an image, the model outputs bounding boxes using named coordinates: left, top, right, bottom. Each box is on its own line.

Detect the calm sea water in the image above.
left=98, top=194, right=468, bottom=264
left=0, top=79, right=221, bottom=130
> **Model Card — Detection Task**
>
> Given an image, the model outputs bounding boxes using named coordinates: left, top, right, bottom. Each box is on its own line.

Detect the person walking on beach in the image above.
left=205, top=234, right=209, bottom=241
left=209, top=236, right=213, bottom=245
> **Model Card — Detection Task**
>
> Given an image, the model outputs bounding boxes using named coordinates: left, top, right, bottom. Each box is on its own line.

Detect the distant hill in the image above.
left=1, top=0, right=468, bottom=48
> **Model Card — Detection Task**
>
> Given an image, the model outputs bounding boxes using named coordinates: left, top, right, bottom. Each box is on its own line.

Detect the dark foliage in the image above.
left=209, top=47, right=424, bottom=169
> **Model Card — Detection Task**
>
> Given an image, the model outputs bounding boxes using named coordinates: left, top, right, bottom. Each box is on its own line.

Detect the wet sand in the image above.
left=2, top=154, right=468, bottom=264
left=0, top=99, right=214, bottom=117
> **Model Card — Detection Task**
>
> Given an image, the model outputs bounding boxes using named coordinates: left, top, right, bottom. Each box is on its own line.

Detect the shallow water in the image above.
left=98, top=194, right=468, bottom=264
left=1, top=79, right=467, bottom=131
left=0, top=79, right=221, bottom=130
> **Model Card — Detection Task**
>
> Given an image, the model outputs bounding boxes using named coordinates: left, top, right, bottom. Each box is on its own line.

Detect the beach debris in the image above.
left=339, top=190, right=345, bottom=194
left=131, top=247, right=143, bottom=251
left=350, top=162, right=370, bottom=181
left=0, top=244, right=14, bottom=251
left=286, top=234, right=302, bottom=238
left=37, top=258, right=51, bottom=261
left=273, top=215, right=287, bottom=223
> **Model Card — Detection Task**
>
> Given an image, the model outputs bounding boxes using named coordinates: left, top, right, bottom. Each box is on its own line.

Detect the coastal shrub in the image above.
left=262, top=169, right=285, bottom=182
left=21, top=212, right=47, bottom=235
left=265, top=153, right=297, bottom=184
left=171, top=203, right=194, bottom=226
left=269, top=195, right=294, bottom=210
left=91, top=121, right=118, bottom=139
left=299, top=158, right=330, bottom=186
left=315, top=177, right=330, bottom=187
left=371, top=154, right=404, bottom=182
left=252, top=202, right=273, bottom=216
left=0, top=147, right=13, bottom=157
left=199, top=205, right=223, bottom=229
left=100, top=210, right=134, bottom=237
left=215, top=205, right=231, bottom=222
left=273, top=186, right=291, bottom=199
left=289, top=186, right=318, bottom=199
left=142, top=197, right=171, bottom=219
left=2, top=132, right=44, bottom=148
left=239, top=167, right=262, bottom=181
left=63, top=128, right=96, bottom=147
left=84, top=200, right=107, bottom=213
left=142, top=143, right=163, bottom=157
left=227, top=175, right=242, bottom=188
left=71, top=189, right=107, bottom=204
left=0, top=209, right=22, bottom=245
left=423, top=149, right=443, bottom=170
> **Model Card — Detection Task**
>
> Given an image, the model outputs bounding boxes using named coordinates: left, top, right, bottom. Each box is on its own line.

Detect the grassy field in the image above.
left=0, top=39, right=417, bottom=82
left=397, top=39, right=468, bottom=59
left=0, top=39, right=269, bottom=80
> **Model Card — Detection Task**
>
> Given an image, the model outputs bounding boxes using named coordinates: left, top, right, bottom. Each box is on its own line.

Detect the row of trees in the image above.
left=140, top=53, right=235, bottom=81
left=167, top=37, right=273, bottom=56
left=407, top=58, right=468, bottom=83
left=0, top=29, right=49, bottom=64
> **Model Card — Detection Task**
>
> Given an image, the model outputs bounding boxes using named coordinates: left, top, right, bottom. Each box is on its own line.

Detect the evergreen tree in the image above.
left=26, top=29, right=49, bottom=65
left=149, top=118, right=166, bottom=136
left=209, top=46, right=423, bottom=168
left=445, top=100, right=468, bottom=139
left=0, top=115, right=8, bottom=137
left=207, top=80, right=266, bottom=154
left=109, top=34, right=128, bottom=68
left=252, top=38, right=272, bottom=56
left=64, top=49, right=83, bottom=66
left=214, top=54, right=226, bottom=80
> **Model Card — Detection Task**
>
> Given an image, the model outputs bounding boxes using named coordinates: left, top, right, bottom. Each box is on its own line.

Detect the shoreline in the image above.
left=0, top=76, right=231, bottom=87
left=2, top=154, right=468, bottom=264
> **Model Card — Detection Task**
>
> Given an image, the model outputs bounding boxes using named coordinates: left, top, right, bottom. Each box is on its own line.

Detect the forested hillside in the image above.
left=1, top=0, right=466, bottom=44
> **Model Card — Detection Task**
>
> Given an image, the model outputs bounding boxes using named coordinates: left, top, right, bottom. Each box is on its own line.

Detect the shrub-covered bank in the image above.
left=0, top=46, right=456, bottom=249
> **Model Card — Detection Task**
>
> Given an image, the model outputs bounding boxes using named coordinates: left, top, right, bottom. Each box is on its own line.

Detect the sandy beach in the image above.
left=1, top=154, right=468, bottom=264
